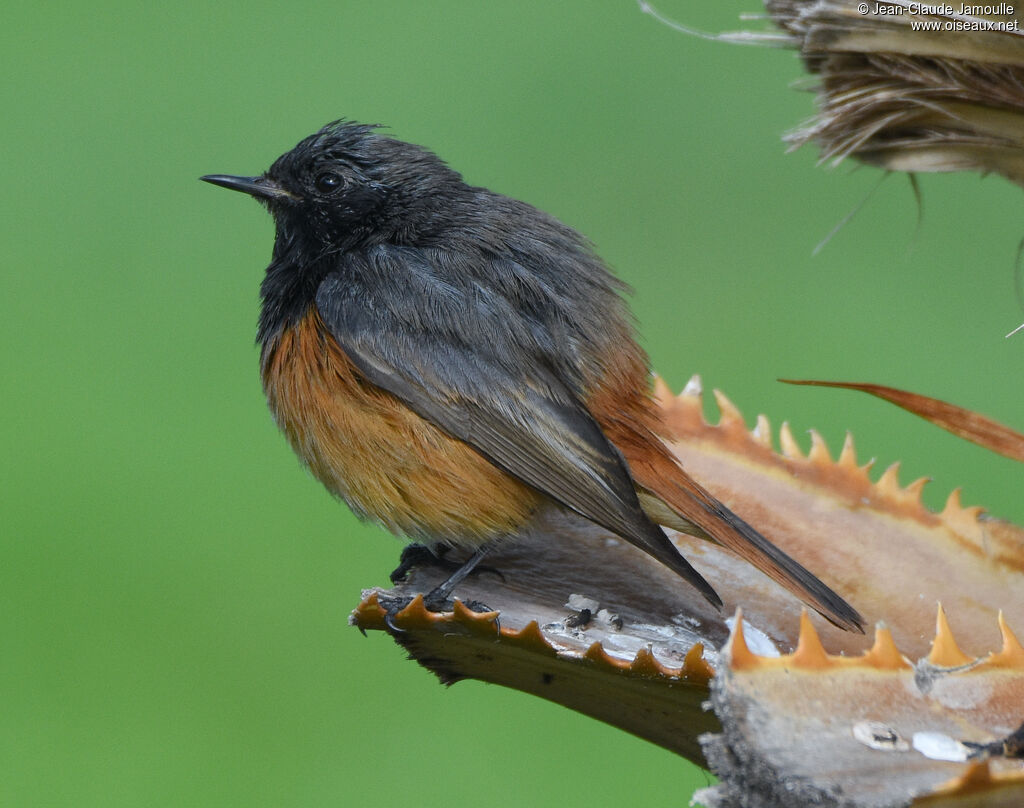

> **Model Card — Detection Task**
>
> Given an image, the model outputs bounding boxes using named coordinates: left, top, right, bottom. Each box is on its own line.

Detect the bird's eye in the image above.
left=314, top=172, right=343, bottom=194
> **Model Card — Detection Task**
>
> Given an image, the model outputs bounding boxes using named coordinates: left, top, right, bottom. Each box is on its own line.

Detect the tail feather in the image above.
left=630, top=516, right=724, bottom=610
left=634, top=452, right=865, bottom=633
left=583, top=350, right=863, bottom=632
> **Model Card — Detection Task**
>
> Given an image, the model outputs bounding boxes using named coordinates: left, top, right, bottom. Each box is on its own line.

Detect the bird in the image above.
left=201, top=120, right=864, bottom=632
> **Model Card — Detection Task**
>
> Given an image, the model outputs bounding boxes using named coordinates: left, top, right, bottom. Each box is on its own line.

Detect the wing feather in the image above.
left=315, top=249, right=720, bottom=605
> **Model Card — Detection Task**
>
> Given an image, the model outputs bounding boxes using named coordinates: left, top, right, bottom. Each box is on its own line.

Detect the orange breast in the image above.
left=260, top=307, right=542, bottom=544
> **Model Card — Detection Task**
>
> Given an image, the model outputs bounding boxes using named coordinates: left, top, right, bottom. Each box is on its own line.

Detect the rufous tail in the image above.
left=631, top=448, right=864, bottom=633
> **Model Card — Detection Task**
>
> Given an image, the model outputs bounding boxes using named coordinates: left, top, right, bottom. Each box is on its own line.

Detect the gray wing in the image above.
left=315, top=248, right=720, bottom=605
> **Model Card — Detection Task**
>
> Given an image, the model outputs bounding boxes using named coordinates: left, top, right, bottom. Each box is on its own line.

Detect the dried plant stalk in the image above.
left=764, top=0, right=1024, bottom=184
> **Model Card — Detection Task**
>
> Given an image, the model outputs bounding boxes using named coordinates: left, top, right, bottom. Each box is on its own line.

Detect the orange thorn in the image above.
left=779, top=422, right=804, bottom=459
left=451, top=599, right=500, bottom=629
left=631, top=646, right=667, bottom=677
left=876, top=463, right=902, bottom=496
left=942, top=487, right=986, bottom=522
left=652, top=374, right=673, bottom=406
left=386, top=593, right=439, bottom=630
left=680, top=374, right=703, bottom=400
left=929, top=604, right=974, bottom=668
left=683, top=642, right=715, bottom=682
left=998, top=611, right=1024, bottom=655
left=960, top=760, right=994, bottom=786
left=988, top=611, right=1024, bottom=668
left=356, top=591, right=386, bottom=619
left=350, top=591, right=389, bottom=630
left=727, top=609, right=761, bottom=671
left=807, top=429, right=832, bottom=464
left=514, top=620, right=557, bottom=656
left=396, top=593, right=427, bottom=617
left=583, top=641, right=622, bottom=668
left=939, top=488, right=987, bottom=545
left=926, top=760, right=995, bottom=798
left=713, top=389, right=745, bottom=430
left=838, top=432, right=858, bottom=468
left=905, top=477, right=930, bottom=502
left=792, top=610, right=832, bottom=669
left=583, top=641, right=604, bottom=662
left=862, top=624, right=910, bottom=670
left=673, top=375, right=705, bottom=424
left=752, top=414, right=773, bottom=447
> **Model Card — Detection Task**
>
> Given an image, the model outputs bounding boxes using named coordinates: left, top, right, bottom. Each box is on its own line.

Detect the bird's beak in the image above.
left=199, top=174, right=295, bottom=200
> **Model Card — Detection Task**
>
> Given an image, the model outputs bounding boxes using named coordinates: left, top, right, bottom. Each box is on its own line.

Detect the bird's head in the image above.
left=202, top=120, right=464, bottom=250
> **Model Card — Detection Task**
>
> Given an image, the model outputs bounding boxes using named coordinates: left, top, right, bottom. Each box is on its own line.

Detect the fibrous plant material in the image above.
left=764, top=0, right=1024, bottom=184
left=640, top=0, right=1024, bottom=185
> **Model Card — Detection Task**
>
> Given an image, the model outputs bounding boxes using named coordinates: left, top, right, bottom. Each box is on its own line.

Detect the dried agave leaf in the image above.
left=351, top=377, right=1024, bottom=804
left=697, top=613, right=1024, bottom=807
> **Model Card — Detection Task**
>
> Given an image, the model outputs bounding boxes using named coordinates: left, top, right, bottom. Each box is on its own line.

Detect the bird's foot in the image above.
left=389, top=543, right=442, bottom=584
left=389, top=543, right=506, bottom=585
left=380, top=544, right=500, bottom=632
left=376, top=592, right=496, bottom=634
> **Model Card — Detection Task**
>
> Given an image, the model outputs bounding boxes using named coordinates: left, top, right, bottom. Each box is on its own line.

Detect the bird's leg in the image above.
left=380, top=544, right=500, bottom=626
left=390, top=542, right=506, bottom=586
left=423, top=544, right=492, bottom=610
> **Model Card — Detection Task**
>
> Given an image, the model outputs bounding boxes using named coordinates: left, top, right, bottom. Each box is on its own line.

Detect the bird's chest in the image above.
left=259, top=307, right=538, bottom=542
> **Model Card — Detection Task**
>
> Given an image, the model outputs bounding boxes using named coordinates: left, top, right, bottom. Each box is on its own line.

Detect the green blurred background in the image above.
left=4, top=1, right=1022, bottom=805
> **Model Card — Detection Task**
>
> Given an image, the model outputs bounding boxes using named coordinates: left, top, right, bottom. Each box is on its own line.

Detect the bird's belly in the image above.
left=260, top=308, right=541, bottom=544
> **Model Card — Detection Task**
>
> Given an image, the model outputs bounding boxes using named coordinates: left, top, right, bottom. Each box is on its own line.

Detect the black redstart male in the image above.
left=201, top=121, right=862, bottom=631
